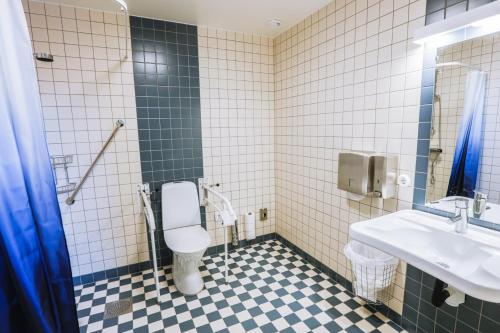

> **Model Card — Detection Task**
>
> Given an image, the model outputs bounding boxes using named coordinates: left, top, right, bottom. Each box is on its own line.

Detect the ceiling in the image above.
left=46, top=0, right=331, bottom=37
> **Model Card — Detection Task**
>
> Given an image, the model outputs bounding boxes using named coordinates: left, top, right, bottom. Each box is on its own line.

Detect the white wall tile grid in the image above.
left=429, top=32, right=500, bottom=203
left=24, top=1, right=148, bottom=277
left=273, top=0, right=427, bottom=314
left=198, top=27, right=276, bottom=246
left=23, top=0, right=435, bottom=316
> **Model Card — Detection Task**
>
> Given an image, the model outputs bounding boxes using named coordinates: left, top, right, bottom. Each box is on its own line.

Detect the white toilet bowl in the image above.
left=162, top=181, right=211, bottom=295
left=164, top=225, right=211, bottom=295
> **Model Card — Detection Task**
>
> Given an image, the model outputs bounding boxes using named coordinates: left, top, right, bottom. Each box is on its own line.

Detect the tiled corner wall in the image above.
left=25, top=0, right=500, bottom=329
left=24, top=1, right=149, bottom=283
left=198, top=27, right=276, bottom=247
left=274, top=0, right=427, bottom=316
left=129, top=16, right=204, bottom=266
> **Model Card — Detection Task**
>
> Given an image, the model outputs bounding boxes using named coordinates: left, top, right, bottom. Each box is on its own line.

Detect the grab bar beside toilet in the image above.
left=198, top=178, right=237, bottom=283
left=137, top=183, right=161, bottom=303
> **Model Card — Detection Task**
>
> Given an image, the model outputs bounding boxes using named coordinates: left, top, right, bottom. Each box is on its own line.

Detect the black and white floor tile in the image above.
left=75, top=240, right=405, bottom=333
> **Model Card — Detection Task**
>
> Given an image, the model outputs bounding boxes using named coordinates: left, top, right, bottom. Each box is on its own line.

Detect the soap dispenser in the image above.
left=371, top=154, right=398, bottom=199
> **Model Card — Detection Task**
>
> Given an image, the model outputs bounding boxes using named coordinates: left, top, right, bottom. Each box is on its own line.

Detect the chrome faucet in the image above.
left=449, top=198, right=469, bottom=233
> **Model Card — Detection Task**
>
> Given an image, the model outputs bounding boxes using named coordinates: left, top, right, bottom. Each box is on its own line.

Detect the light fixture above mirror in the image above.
left=113, top=0, right=128, bottom=11
left=413, top=0, right=500, bottom=48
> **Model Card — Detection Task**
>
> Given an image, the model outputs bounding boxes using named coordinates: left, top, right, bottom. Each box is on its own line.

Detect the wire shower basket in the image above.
left=345, top=240, right=399, bottom=305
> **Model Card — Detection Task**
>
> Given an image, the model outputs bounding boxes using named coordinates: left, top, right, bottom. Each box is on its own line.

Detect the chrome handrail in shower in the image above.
left=65, top=120, right=124, bottom=205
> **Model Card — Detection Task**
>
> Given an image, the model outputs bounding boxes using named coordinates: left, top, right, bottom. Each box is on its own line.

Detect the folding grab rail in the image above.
left=137, top=183, right=161, bottom=303
left=198, top=178, right=237, bottom=283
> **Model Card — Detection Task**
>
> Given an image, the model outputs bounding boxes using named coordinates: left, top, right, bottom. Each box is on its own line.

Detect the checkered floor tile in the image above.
left=75, top=240, right=405, bottom=333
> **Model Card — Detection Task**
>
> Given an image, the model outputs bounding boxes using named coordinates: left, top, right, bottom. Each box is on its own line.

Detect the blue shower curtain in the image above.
left=0, top=0, right=78, bottom=332
left=447, top=70, right=487, bottom=198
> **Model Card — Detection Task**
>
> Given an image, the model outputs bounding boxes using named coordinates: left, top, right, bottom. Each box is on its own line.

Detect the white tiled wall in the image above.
left=429, top=32, right=500, bottom=203
left=24, top=1, right=149, bottom=277
left=198, top=27, right=276, bottom=245
left=23, top=1, right=434, bottom=312
left=273, top=0, right=427, bottom=313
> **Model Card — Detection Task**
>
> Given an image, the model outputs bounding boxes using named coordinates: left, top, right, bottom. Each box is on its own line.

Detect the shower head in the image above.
left=34, top=52, right=54, bottom=62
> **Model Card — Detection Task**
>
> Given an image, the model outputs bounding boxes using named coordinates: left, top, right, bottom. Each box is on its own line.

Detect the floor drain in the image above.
left=103, top=298, right=133, bottom=319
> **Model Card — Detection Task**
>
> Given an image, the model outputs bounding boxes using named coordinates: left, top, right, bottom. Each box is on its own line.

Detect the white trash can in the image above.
left=344, top=240, right=399, bottom=303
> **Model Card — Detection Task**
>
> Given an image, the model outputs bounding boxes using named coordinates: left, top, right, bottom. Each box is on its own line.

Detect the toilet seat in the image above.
left=161, top=181, right=211, bottom=295
left=164, top=225, right=211, bottom=254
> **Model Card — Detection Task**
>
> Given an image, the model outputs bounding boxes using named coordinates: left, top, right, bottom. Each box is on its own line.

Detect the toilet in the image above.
left=162, top=181, right=211, bottom=295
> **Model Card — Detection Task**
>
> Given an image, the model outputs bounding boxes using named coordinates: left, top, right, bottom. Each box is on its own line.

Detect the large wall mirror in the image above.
left=425, top=31, right=500, bottom=228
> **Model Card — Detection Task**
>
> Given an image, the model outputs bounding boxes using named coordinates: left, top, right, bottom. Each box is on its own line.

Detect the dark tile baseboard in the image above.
left=206, top=232, right=278, bottom=256
left=275, top=234, right=352, bottom=291
left=73, top=232, right=277, bottom=286
left=72, top=260, right=152, bottom=286
left=275, top=234, right=403, bottom=327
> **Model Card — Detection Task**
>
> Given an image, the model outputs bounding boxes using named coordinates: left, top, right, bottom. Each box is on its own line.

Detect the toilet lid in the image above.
left=164, top=225, right=211, bottom=254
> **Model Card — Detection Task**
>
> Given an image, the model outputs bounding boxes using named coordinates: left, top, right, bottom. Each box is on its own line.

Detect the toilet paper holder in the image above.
left=338, top=152, right=398, bottom=199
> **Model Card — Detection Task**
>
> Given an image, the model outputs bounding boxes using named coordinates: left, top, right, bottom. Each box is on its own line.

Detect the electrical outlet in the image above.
left=259, top=208, right=268, bottom=221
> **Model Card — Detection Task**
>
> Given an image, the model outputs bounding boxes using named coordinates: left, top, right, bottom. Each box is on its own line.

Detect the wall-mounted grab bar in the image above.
left=137, top=183, right=161, bottom=303
left=198, top=178, right=237, bottom=283
left=66, top=120, right=124, bottom=205
left=204, top=186, right=238, bottom=224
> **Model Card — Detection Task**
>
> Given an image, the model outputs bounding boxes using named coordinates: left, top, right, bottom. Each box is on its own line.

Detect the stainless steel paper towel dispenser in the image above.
left=338, top=152, right=398, bottom=199
left=337, top=152, right=372, bottom=196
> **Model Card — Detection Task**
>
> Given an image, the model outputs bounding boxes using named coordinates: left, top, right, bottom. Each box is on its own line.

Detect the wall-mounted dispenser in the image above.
left=338, top=152, right=398, bottom=199
left=338, top=152, right=373, bottom=196
left=371, top=154, right=398, bottom=199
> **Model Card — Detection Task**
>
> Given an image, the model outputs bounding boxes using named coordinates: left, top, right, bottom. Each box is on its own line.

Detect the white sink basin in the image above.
left=350, top=209, right=500, bottom=303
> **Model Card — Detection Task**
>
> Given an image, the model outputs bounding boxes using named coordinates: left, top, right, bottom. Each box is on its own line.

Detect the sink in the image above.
left=350, top=209, right=500, bottom=303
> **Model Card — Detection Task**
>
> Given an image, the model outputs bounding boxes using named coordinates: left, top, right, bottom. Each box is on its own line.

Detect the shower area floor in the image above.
left=74, top=240, right=404, bottom=333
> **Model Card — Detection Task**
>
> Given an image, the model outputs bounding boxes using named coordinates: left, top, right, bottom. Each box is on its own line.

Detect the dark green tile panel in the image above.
left=130, top=16, right=203, bottom=267
left=402, top=265, right=500, bottom=333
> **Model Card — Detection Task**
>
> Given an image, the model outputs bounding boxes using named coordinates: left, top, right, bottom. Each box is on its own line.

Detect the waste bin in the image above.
left=344, top=240, right=399, bottom=303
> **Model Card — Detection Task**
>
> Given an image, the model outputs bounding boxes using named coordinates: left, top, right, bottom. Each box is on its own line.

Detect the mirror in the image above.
left=425, top=31, right=500, bottom=228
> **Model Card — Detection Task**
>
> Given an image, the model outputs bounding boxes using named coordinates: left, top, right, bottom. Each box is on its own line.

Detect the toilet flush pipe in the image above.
left=137, top=184, right=161, bottom=303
